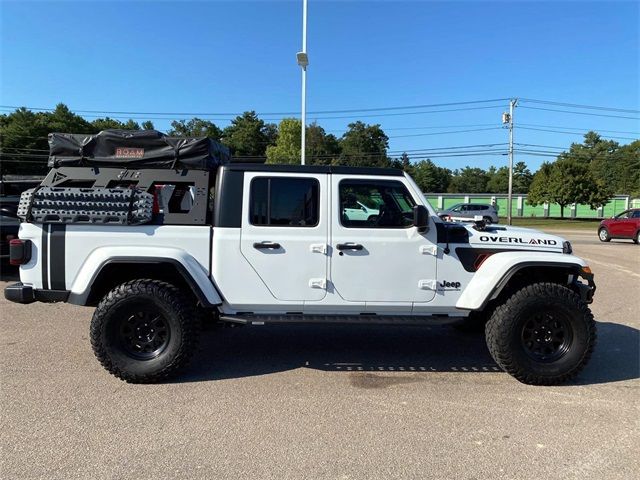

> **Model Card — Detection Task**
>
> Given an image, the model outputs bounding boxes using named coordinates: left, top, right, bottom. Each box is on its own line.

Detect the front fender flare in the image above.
left=455, top=252, right=588, bottom=310
left=67, top=246, right=222, bottom=306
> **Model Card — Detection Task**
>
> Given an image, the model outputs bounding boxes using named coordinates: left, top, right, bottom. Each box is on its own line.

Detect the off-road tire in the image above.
left=598, top=227, right=610, bottom=242
left=485, top=282, right=596, bottom=385
left=90, top=279, right=200, bottom=383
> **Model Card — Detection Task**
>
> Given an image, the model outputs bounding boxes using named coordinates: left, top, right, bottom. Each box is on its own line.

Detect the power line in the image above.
left=519, top=105, right=640, bottom=120
left=0, top=98, right=510, bottom=117
left=517, top=126, right=638, bottom=141
left=519, top=123, right=640, bottom=135
left=520, top=98, right=640, bottom=114
left=388, top=127, right=502, bottom=139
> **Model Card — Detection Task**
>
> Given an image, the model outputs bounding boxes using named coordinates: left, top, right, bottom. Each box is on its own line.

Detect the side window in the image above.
left=632, top=211, right=640, bottom=218
left=616, top=210, right=630, bottom=219
left=339, top=180, right=416, bottom=228
left=250, top=177, right=319, bottom=227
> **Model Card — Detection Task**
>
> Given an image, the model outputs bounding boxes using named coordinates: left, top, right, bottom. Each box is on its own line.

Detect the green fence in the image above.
left=425, top=193, right=633, bottom=219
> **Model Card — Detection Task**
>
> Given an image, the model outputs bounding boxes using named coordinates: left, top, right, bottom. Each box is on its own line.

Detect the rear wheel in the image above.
left=634, top=231, right=639, bottom=244
left=485, top=282, right=596, bottom=385
left=90, top=279, right=200, bottom=383
left=598, top=227, right=610, bottom=242
left=483, top=216, right=493, bottom=224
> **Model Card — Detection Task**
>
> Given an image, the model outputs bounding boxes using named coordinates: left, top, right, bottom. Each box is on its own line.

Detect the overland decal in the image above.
left=478, top=236, right=558, bottom=245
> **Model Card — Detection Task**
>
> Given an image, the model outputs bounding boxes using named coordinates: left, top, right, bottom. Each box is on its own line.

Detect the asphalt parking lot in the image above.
left=1, top=230, right=638, bottom=480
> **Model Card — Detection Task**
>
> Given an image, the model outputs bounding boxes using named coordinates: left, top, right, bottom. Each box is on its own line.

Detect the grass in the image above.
left=506, top=217, right=601, bottom=231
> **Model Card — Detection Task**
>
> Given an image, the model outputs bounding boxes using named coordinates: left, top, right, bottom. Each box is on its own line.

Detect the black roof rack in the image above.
left=224, top=163, right=404, bottom=176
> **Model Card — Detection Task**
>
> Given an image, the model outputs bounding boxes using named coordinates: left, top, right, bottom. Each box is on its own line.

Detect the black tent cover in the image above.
left=48, top=129, right=232, bottom=170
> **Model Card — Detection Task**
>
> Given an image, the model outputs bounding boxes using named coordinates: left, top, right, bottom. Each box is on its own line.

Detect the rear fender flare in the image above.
left=67, top=246, right=222, bottom=306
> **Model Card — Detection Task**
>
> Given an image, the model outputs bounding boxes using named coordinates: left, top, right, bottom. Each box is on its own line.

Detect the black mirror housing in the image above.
left=413, top=205, right=429, bottom=232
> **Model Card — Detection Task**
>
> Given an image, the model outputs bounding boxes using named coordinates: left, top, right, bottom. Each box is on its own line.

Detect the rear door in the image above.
left=330, top=175, right=438, bottom=308
left=240, top=172, right=328, bottom=301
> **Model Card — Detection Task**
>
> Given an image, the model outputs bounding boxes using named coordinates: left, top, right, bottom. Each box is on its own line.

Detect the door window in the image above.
left=250, top=177, right=319, bottom=227
left=339, top=180, right=416, bottom=228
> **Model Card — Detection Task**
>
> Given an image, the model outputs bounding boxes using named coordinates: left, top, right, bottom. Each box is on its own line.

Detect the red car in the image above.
left=598, top=208, right=640, bottom=244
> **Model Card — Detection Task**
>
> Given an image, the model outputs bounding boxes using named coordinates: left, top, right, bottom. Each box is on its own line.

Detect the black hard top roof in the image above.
left=224, top=163, right=404, bottom=177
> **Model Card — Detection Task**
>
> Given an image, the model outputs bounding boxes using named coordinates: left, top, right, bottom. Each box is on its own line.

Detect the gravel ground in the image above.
left=1, top=230, right=638, bottom=480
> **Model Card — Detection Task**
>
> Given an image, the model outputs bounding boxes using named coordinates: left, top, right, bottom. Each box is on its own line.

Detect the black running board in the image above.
left=219, top=314, right=465, bottom=326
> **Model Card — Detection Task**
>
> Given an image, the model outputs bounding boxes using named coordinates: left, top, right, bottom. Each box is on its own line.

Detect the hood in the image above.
left=463, top=224, right=566, bottom=251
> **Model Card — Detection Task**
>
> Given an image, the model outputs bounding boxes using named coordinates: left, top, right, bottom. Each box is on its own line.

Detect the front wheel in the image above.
left=90, top=279, right=200, bottom=383
left=483, top=216, right=493, bottom=224
left=634, top=231, right=639, bottom=244
left=485, top=282, right=596, bottom=385
left=598, top=227, right=610, bottom=242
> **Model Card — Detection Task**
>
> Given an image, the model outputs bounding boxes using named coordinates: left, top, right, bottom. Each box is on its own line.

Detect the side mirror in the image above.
left=413, top=205, right=429, bottom=233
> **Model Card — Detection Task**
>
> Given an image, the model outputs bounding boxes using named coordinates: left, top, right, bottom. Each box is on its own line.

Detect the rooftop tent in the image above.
left=48, top=129, right=232, bottom=170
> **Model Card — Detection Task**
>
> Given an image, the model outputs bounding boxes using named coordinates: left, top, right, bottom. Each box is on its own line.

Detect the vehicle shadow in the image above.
left=178, top=321, right=639, bottom=386
left=180, top=323, right=499, bottom=383
left=0, top=263, right=19, bottom=282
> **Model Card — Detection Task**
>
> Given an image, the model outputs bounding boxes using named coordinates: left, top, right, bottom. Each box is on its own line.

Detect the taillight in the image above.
left=9, top=239, right=32, bottom=266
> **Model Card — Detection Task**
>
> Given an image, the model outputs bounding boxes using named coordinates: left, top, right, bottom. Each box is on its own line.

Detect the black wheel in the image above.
left=598, top=227, right=610, bottom=242
left=634, top=231, right=639, bottom=244
left=90, top=279, right=200, bottom=383
left=485, top=282, right=596, bottom=385
left=367, top=215, right=379, bottom=224
left=483, top=216, right=493, bottom=224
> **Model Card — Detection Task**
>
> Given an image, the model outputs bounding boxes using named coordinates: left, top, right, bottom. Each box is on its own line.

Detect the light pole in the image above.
left=503, top=98, right=518, bottom=225
left=296, top=0, right=309, bottom=165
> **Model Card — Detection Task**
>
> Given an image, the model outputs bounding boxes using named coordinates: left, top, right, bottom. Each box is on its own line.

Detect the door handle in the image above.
left=336, top=243, right=363, bottom=251
left=253, top=242, right=281, bottom=249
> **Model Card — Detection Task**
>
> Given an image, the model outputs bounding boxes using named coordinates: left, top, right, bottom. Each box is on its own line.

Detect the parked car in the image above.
left=598, top=208, right=640, bottom=244
left=341, top=195, right=380, bottom=223
left=438, top=203, right=499, bottom=224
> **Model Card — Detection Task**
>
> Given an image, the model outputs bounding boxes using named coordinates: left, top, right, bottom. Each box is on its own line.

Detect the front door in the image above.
left=330, top=176, right=438, bottom=306
left=240, top=172, right=328, bottom=301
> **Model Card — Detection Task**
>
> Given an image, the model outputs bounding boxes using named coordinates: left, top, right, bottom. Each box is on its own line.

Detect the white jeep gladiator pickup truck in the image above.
left=5, top=130, right=596, bottom=385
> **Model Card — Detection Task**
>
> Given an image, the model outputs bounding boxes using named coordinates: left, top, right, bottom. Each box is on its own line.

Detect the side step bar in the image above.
left=219, top=314, right=465, bottom=326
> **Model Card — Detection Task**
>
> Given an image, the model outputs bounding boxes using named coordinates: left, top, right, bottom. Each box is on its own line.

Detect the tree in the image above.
left=0, top=108, right=50, bottom=175
left=411, top=159, right=452, bottom=192
left=485, top=162, right=532, bottom=194
left=46, top=103, right=93, bottom=134
left=141, top=121, right=155, bottom=130
left=338, top=121, right=389, bottom=167
left=265, top=118, right=301, bottom=164
left=448, top=167, right=489, bottom=193
left=306, top=122, right=340, bottom=165
left=528, top=158, right=611, bottom=217
left=513, top=161, right=533, bottom=193
left=221, top=111, right=276, bottom=157
left=486, top=166, right=508, bottom=193
left=558, top=131, right=639, bottom=195
left=168, top=118, right=222, bottom=140
left=527, top=162, right=553, bottom=209
left=617, top=140, right=640, bottom=196
left=91, top=117, right=141, bottom=131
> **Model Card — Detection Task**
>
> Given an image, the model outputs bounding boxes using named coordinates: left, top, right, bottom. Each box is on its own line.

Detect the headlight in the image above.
left=563, top=241, right=572, bottom=254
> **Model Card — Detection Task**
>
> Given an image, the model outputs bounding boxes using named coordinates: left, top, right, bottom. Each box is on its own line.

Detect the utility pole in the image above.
left=504, top=98, right=518, bottom=225
left=296, top=0, right=309, bottom=165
